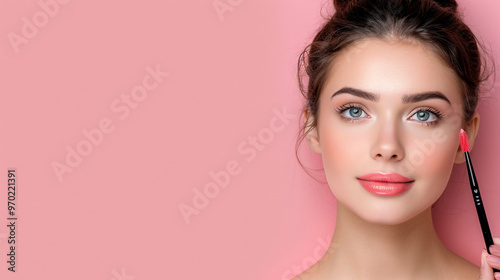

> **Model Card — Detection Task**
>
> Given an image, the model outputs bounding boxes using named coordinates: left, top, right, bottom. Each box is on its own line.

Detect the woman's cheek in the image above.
left=321, top=126, right=365, bottom=169
left=413, top=137, right=458, bottom=195
left=320, top=129, right=366, bottom=196
left=320, top=132, right=348, bottom=177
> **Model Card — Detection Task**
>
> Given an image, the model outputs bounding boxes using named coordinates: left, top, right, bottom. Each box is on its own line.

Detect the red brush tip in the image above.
left=459, top=129, right=470, bottom=152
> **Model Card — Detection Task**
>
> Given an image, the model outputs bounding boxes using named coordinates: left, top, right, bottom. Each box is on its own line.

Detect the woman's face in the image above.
left=306, top=38, right=467, bottom=225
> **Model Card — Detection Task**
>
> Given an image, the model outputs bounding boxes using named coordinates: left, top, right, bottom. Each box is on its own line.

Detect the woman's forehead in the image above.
left=323, top=38, right=463, bottom=104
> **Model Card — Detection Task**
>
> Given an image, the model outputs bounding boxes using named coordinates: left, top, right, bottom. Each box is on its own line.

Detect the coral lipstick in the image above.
left=357, top=172, right=414, bottom=196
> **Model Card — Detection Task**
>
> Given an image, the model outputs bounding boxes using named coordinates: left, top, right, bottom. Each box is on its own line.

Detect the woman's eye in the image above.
left=409, top=110, right=438, bottom=123
left=342, top=107, right=368, bottom=119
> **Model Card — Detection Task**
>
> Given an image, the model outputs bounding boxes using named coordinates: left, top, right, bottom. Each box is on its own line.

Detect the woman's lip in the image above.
left=357, top=172, right=413, bottom=183
left=357, top=172, right=414, bottom=196
left=357, top=179, right=414, bottom=196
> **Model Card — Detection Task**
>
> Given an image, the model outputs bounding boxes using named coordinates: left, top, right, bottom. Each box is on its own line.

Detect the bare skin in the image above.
left=293, top=206, right=479, bottom=280
left=295, top=37, right=500, bottom=279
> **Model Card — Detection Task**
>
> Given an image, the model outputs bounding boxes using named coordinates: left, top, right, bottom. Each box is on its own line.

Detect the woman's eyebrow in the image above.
left=331, top=87, right=379, bottom=101
left=331, top=87, right=451, bottom=104
left=402, top=92, right=451, bottom=104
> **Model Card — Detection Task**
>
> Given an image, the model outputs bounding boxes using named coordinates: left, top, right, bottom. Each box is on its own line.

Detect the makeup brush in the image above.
left=459, top=129, right=498, bottom=273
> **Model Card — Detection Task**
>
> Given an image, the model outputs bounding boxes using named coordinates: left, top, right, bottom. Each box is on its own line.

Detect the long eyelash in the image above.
left=415, top=107, right=443, bottom=126
left=335, top=103, right=361, bottom=113
left=335, top=103, right=366, bottom=122
left=419, top=107, right=443, bottom=119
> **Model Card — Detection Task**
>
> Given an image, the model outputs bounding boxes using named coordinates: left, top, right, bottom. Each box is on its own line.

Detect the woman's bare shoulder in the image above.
left=290, top=255, right=480, bottom=280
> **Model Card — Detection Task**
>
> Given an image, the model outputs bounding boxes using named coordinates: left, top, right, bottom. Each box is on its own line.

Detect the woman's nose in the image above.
left=370, top=121, right=405, bottom=161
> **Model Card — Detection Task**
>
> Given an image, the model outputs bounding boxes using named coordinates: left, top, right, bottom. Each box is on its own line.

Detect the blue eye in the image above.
left=409, top=109, right=441, bottom=124
left=415, top=111, right=431, bottom=121
left=337, top=104, right=368, bottom=120
left=346, top=108, right=363, bottom=118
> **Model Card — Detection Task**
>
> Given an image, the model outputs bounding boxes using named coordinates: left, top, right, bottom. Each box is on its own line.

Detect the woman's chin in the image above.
left=346, top=203, right=431, bottom=227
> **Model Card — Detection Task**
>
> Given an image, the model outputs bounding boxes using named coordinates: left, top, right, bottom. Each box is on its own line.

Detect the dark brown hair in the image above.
left=296, top=0, right=492, bottom=169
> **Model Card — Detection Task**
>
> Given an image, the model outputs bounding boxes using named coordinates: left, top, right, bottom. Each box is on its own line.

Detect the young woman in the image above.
left=295, top=0, right=499, bottom=279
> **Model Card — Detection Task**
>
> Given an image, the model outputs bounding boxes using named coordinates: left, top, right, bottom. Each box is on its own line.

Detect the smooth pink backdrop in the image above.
left=0, top=0, right=499, bottom=279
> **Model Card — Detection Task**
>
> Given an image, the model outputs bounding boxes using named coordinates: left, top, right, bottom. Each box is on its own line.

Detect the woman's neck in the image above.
left=316, top=203, right=462, bottom=280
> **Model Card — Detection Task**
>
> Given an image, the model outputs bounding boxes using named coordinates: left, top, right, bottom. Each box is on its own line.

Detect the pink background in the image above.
left=0, top=0, right=499, bottom=279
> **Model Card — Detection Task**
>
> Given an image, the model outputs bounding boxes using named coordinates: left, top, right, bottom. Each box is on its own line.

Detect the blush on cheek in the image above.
left=405, top=126, right=457, bottom=166
left=423, top=155, right=453, bottom=179
left=420, top=146, right=456, bottom=192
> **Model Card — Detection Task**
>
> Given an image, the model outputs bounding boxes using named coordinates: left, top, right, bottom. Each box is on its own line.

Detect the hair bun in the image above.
left=432, top=0, right=458, bottom=12
left=334, top=0, right=458, bottom=14
left=333, top=0, right=358, bottom=14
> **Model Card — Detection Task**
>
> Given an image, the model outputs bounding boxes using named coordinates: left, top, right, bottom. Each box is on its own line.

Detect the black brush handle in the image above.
left=464, top=152, right=499, bottom=273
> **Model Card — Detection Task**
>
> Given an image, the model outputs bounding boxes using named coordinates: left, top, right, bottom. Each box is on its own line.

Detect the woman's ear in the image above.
left=455, top=111, right=480, bottom=163
left=303, top=109, right=322, bottom=154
